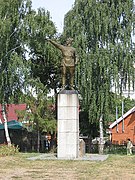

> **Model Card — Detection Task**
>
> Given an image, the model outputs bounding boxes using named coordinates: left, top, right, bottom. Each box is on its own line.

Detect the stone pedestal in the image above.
left=57, top=90, right=79, bottom=159
left=79, top=138, right=86, bottom=157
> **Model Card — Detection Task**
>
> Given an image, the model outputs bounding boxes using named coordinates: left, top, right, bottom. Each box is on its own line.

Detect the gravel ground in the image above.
left=27, top=153, right=109, bottom=161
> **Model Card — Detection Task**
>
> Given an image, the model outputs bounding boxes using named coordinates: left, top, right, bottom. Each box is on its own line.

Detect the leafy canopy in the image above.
left=63, top=0, right=135, bottom=125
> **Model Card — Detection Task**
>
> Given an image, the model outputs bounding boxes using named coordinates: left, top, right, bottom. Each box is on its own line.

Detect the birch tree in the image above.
left=63, top=0, right=135, bottom=129
left=0, top=0, right=58, bottom=146
left=0, top=0, right=32, bottom=145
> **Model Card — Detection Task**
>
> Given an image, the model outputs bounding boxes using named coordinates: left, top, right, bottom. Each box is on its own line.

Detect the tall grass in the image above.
left=0, top=144, right=19, bottom=156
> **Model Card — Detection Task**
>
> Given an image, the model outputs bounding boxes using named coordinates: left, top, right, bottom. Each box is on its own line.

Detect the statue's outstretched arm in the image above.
left=46, top=39, right=64, bottom=51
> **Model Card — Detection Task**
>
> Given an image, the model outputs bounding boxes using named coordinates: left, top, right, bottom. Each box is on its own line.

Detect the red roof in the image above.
left=0, top=104, right=26, bottom=123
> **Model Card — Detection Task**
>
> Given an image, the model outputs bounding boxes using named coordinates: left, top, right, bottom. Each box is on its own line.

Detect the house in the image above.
left=0, top=104, right=27, bottom=130
left=0, top=104, right=26, bottom=124
left=109, top=106, right=135, bottom=145
left=0, top=104, right=28, bottom=150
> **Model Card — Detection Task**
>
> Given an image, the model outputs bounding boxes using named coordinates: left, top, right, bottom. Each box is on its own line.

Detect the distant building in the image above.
left=109, top=106, right=135, bottom=145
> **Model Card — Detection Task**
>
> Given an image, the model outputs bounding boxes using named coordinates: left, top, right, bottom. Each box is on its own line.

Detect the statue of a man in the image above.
left=47, top=38, right=78, bottom=89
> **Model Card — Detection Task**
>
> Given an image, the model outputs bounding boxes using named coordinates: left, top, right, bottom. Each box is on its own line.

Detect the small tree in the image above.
left=17, top=80, right=56, bottom=152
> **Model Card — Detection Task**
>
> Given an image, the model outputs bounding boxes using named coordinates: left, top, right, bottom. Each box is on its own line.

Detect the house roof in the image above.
left=109, top=106, right=135, bottom=129
left=0, top=120, right=23, bottom=129
left=0, top=104, right=26, bottom=123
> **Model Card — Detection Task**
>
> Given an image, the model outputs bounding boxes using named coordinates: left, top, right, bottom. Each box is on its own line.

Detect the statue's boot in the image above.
left=70, top=77, right=74, bottom=90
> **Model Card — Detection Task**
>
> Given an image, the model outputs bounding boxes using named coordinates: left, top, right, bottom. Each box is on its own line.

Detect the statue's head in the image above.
left=66, top=38, right=73, bottom=46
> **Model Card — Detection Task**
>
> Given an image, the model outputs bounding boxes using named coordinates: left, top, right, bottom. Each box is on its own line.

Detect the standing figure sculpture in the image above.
left=47, top=38, right=78, bottom=89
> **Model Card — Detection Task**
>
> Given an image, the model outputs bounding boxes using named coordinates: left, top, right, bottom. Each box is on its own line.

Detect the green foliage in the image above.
left=16, top=80, right=56, bottom=133
left=0, top=0, right=32, bottom=103
left=0, top=0, right=59, bottom=151
left=0, top=1, right=58, bottom=137
left=104, top=145, right=127, bottom=155
left=24, top=8, right=60, bottom=91
left=63, top=0, right=135, bottom=126
left=0, top=0, right=58, bottom=103
left=0, top=144, right=19, bottom=156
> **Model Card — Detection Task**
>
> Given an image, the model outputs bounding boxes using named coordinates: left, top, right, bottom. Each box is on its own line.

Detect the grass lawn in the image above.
left=0, top=153, right=135, bottom=180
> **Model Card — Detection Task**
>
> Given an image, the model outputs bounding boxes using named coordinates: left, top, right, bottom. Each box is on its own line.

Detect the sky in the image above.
left=32, top=0, right=75, bottom=33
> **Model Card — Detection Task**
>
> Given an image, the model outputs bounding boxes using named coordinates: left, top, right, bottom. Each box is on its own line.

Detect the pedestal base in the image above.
left=57, top=90, right=79, bottom=159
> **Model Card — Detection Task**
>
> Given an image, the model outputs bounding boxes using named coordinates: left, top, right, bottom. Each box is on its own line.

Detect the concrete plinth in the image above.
left=57, top=90, right=79, bottom=159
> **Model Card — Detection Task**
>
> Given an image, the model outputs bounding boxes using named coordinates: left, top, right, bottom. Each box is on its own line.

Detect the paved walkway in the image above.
left=27, top=153, right=109, bottom=161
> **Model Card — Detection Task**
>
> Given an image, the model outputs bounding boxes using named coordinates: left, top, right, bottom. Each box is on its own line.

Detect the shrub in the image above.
left=0, top=144, right=19, bottom=156
left=104, top=144, right=127, bottom=155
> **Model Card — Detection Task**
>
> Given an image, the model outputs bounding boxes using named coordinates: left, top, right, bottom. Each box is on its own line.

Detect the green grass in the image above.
left=0, top=153, right=135, bottom=179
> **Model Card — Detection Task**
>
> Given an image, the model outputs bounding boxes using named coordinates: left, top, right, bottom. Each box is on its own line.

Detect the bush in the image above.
left=104, top=144, right=127, bottom=155
left=0, top=144, right=19, bottom=156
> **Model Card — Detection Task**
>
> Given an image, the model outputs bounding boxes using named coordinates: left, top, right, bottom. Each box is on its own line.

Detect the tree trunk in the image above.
left=2, top=104, right=11, bottom=146
left=37, top=130, right=40, bottom=153
left=54, top=88, right=57, bottom=119
left=98, top=115, right=104, bottom=154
